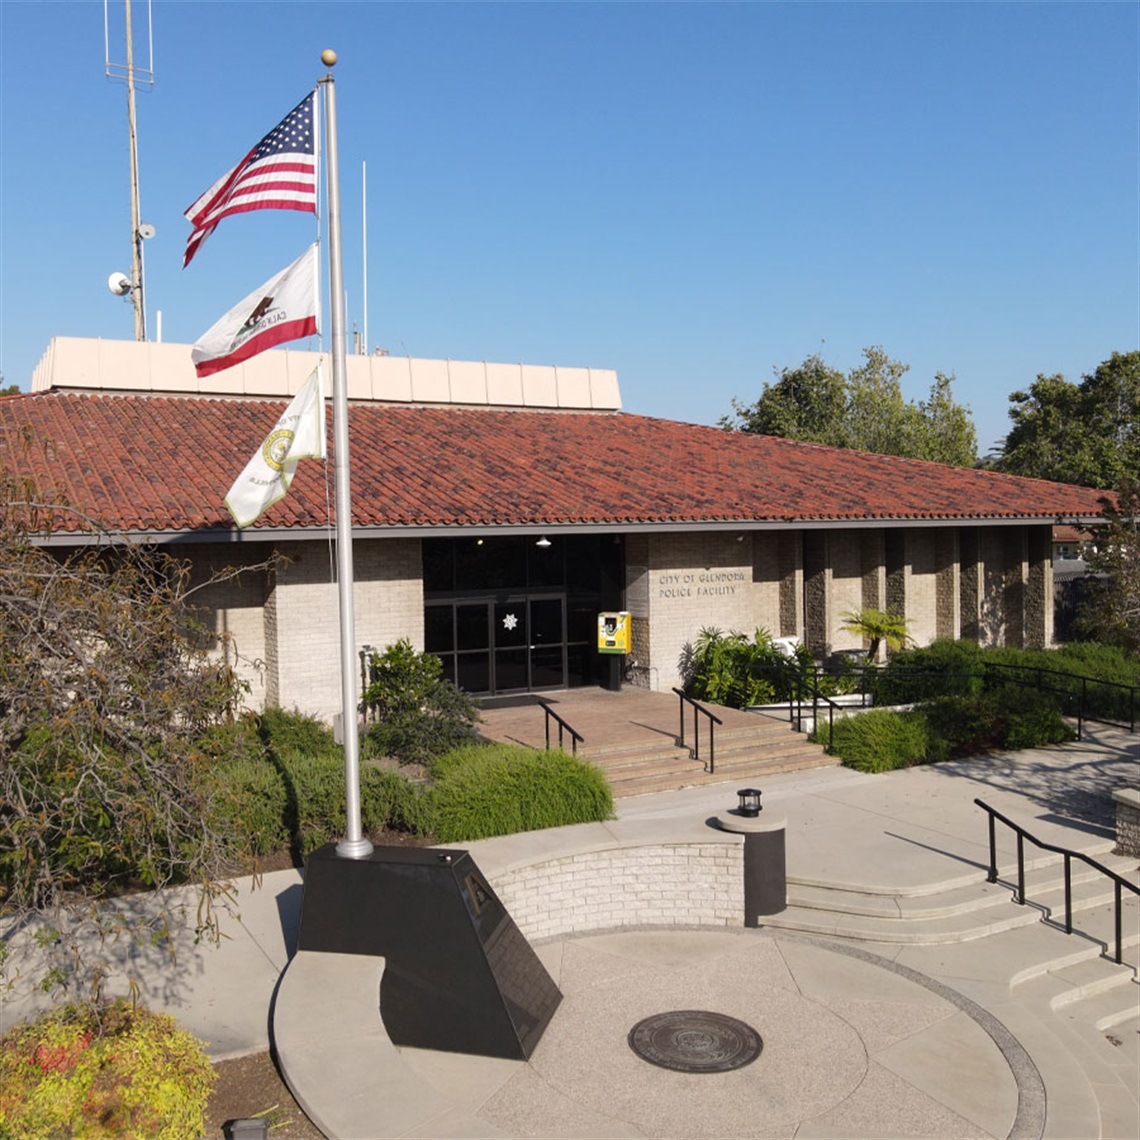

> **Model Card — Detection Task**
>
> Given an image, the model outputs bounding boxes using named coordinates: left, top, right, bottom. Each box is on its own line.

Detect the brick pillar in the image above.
left=777, top=532, right=802, bottom=639
left=860, top=530, right=884, bottom=612
left=885, top=529, right=906, bottom=619
left=803, top=532, right=828, bottom=655
left=935, top=527, right=960, bottom=640
left=959, top=527, right=981, bottom=643
left=263, top=557, right=280, bottom=707
left=1025, top=525, right=1052, bottom=648
left=625, top=535, right=651, bottom=689
left=1004, top=528, right=1028, bottom=647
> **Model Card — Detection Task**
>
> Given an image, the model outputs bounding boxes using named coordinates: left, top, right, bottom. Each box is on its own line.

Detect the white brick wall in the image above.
left=488, top=842, right=745, bottom=940
left=267, top=538, right=423, bottom=719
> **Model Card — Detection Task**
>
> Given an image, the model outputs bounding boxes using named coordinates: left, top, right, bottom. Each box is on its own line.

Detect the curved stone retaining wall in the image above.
left=461, top=823, right=745, bottom=941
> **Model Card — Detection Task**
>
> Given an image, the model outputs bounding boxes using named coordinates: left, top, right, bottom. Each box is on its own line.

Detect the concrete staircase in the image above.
left=761, top=842, right=1140, bottom=1138
left=581, top=717, right=836, bottom=797
left=766, top=843, right=1139, bottom=946
left=477, top=688, right=837, bottom=798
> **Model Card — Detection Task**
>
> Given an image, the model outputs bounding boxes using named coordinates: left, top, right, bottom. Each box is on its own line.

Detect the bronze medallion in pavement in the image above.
left=627, top=1010, right=762, bottom=1073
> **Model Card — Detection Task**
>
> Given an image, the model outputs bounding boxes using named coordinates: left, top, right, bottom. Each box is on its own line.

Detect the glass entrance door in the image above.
left=528, top=597, right=565, bottom=689
left=428, top=596, right=566, bottom=695
left=493, top=596, right=565, bottom=693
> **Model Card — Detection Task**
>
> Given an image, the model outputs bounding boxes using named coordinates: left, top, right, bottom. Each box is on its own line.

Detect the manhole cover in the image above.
left=628, top=1010, right=763, bottom=1073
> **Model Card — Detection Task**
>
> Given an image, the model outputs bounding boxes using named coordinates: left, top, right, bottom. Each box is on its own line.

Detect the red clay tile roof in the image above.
left=0, top=391, right=1109, bottom=536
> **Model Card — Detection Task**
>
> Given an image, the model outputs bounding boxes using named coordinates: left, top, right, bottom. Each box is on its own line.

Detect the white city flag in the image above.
left=224, top=367, right=326, bottom=528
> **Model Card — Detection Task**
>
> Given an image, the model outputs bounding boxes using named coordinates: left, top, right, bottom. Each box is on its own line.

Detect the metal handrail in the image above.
left=540, top=701, right=583, bottom=755
left=982, top=661, right=1137, bottom=734
left=779, top=667, right=846, bottom=752
left=975, top=798, right=1139, bottom=964
left=672, top=688, right=723, bottom=773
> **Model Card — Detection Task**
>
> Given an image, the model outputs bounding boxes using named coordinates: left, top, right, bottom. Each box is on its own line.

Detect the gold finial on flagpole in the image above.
left=321, top=49, right=337, bottom=68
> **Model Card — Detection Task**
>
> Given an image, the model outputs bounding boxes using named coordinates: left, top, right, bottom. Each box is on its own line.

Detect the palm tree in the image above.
left=841, top=608, right=912, bottom=662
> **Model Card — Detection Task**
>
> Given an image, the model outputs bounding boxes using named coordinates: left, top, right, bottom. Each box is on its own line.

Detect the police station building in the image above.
left=4, top=337, right=1105, bottom=721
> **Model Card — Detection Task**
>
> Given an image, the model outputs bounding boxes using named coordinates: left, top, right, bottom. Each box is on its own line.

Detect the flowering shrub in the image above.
left=0, top=1000, right=214, bottom=1139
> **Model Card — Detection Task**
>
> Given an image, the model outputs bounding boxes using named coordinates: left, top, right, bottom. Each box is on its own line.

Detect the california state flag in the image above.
left=224, top=367, right=326, bottom=527
left=192, top=244, right=320, bottom=377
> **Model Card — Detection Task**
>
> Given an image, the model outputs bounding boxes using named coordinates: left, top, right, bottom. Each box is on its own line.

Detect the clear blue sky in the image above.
left=1, top=1, right=1137, bottom=455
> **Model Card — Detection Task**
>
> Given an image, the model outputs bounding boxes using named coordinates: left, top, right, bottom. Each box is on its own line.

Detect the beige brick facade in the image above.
left=188, top=522, right=1056, bottom=717
left=644, top=533, right=760, bottom=691
left=196, top=538, right=424, bottom=719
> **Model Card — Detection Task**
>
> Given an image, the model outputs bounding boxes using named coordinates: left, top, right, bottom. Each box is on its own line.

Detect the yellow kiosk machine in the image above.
left=597, top=611, right=630, bottom=689
left=597, top=611, right=631, bottom=654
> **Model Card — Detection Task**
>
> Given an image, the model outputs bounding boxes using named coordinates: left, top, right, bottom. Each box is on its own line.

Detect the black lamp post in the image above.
left=737, top=788, right=762, bottom=817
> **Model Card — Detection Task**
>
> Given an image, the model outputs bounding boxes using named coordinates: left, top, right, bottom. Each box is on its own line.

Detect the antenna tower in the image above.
left=105, top=0, right=155, bottom=340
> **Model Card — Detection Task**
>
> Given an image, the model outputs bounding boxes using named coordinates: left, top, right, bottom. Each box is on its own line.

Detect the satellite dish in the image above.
left=138, top=223, right=156, bottom=240
left=107, top=271, right=132, bottom=297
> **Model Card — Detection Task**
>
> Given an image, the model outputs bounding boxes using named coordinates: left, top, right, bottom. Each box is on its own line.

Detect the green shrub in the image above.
left=869, top=638, right=985, bottom=704
left=208, top=737, right=419, bottom=858
left=419, top=744, right=613, bottom=842
left=994, top=686, right=1076, bottom=750
left=815, top=680, right=1078, bottom=773
left=920, top=695, right=1004, bottom=758
left=966, top=685, right=1076, bottom=752
left=874, top=640, right=1137, bottom=722
left=272, top=747, right=419, bottom=854
left=686, top=627, right=814, bottom=708
left=813, top=709, right=930, bottom=773
left=256, top=705, right=337, bottom=756
left=209, top=752, right=291, bottom=856
left=364, top=640, right=480, bottom=765
left=0, top=1000, right=214, bottom=1140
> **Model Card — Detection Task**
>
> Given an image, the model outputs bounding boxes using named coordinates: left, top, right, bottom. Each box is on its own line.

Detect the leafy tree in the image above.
left=722, top=354, right=847, bottom=445
left=841, top=607, right=912, bottom=661
left=997, top=351, right=1139, bottom=487
left=363, top=639, right=480, bottom=765
left=1074, top=478, right=1140, bottom=653
left=722, top=346, right=977, bottom=466
left=0, top=477, right=268, bottom=1004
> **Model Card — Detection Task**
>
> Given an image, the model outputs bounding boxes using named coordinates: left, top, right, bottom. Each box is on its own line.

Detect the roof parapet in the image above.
left=31, top=337, right=622, bottom=412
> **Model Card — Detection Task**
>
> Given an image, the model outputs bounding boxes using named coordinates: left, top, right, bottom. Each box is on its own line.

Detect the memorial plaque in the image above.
left=628, top=1010, right=762, bottom=1073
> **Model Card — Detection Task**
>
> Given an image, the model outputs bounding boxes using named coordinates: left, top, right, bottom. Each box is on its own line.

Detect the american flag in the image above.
left=183, top=91, right=318, bottom=267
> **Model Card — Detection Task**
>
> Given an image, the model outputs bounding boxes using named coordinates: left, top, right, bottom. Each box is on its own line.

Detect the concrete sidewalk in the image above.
left=2, top=724, right=1136, bottom=1137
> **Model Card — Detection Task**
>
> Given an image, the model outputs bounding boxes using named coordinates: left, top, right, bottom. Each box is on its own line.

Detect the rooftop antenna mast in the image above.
left=104, top=0, right=155, bottom=340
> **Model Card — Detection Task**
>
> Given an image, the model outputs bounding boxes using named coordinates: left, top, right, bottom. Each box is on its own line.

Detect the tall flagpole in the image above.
left=319, top=49, right=372, bottom=860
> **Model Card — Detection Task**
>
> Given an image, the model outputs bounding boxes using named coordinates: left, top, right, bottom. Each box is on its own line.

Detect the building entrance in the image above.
left=422, top=535, right=623, bottom=696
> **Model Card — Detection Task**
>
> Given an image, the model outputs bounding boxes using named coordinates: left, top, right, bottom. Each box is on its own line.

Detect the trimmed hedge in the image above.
left=814, top=709, right=930, bottom=773
left=868, top=639, right=1138, bottom=721
left=207, top=711, right=615, bottom=853
left=419, top=744, right=614, bottom=843
left=817, top=685, right=1077, bottom=773
left=210, top=745, right=418, bottom=857
left=0, top=1000, right=214, bottom=1140
left=206, top=709, right=418, bottom=857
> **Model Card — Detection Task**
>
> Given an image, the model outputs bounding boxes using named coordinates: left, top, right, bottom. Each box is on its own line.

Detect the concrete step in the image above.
left=765, top=869, right=1140, bottom=946
left=605, top=751, right=841, bottom=798
left=788, top=853, right=1138, bottom=920
left=588, top=745, right=831, bottom=779
left=581, top=715, right=836, bottom=798
left=788, top=838, right=1123, bottom=897
left=580, top=720, right=807, bottom=760
left=1015, top=958, right=1139, bottom=1028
